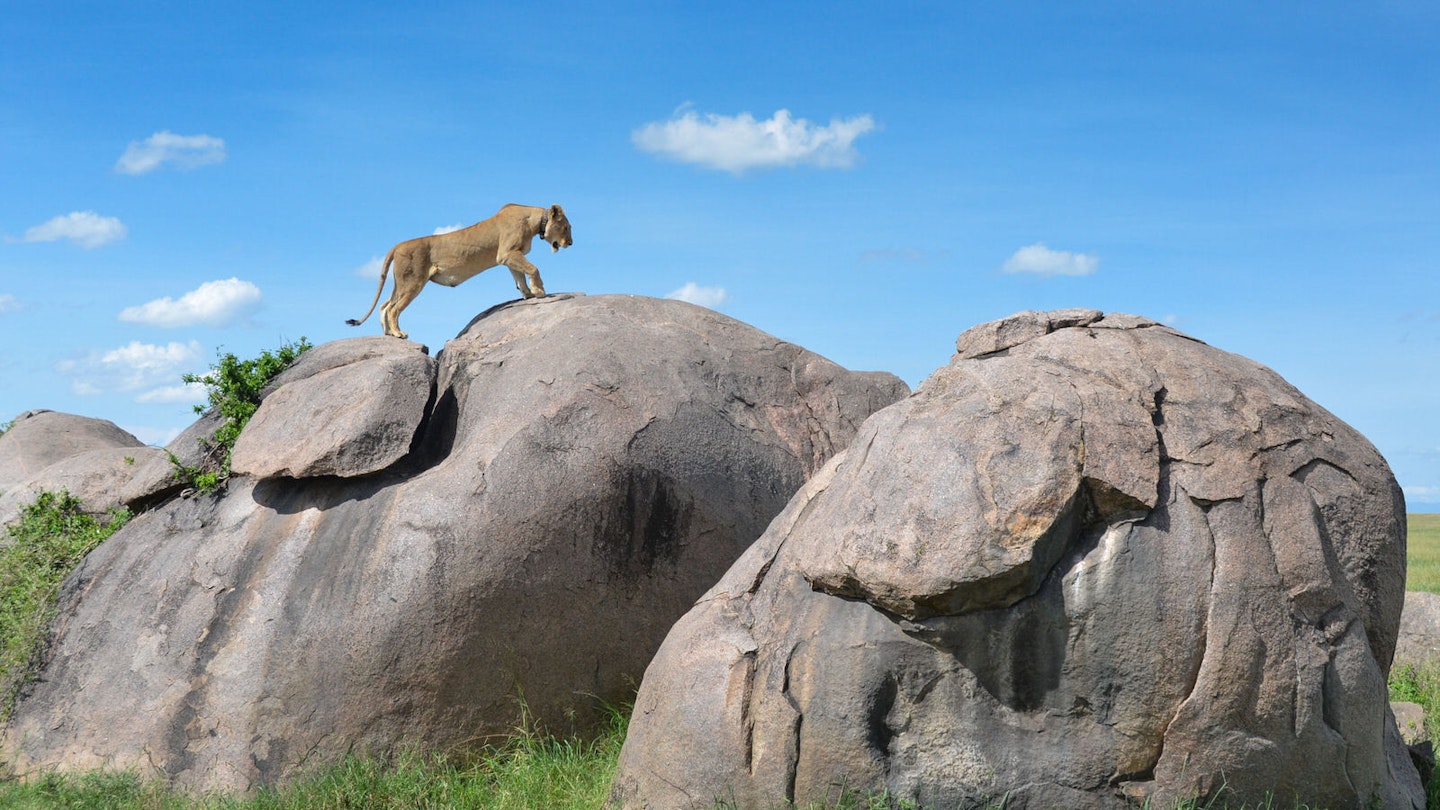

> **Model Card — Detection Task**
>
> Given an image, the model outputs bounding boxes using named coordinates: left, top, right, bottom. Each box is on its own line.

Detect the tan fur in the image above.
left=347, top=203, right=573, bottom=339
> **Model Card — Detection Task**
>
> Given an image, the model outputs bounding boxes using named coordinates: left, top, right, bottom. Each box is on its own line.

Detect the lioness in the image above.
left=347, top=203, right=573, bottom=339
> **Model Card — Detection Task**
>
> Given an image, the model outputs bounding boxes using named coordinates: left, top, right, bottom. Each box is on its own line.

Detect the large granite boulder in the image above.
left=612, top=309, right=1420, bottom=810
left=0, top=410, right=177, bottom=527
left=0, top=293, right=907, bottom=794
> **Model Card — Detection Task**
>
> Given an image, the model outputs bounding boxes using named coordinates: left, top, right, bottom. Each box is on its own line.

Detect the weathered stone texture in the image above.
left=612, top=310, right=1419, bottom=810
left=230, top=336, right=436, bottom=479
left=0, top=294, right=907, bottom=794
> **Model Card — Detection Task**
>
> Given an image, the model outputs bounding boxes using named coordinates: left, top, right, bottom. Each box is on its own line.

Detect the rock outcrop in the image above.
left=611, top=309, right=1421, bottom=809
left=230, top=336, right=436, bottom=479
left=0, top=293, right=908, bottom=793
left=0, top=410, right=178, bottom=528
left=1396, top=591, right=1440, bottom=671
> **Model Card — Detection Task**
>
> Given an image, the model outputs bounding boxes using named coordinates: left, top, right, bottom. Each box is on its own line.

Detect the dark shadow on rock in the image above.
left=249, top=471, right=398, bottom=516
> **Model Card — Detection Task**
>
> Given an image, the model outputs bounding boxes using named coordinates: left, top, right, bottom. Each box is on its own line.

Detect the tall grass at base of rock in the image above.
left=0, top=702, right=626, bottom=810
left=0, top=671, right=1433, bottom=809
left=0, top=491, right=130, bottom=720
left=1409, top=514, right=1440, bottom=593
left=1390, top=658, right=1440, bottom=809
left=245, top=704, right=624, bottom=810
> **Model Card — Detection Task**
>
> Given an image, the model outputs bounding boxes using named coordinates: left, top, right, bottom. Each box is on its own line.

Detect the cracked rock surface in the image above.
left=0, top=294, right=907, bottom=794
left=611, top=309, right=1421, bottom=810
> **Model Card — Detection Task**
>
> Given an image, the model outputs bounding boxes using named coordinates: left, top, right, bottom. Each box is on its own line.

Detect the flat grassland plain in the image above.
left=1410, top=514, right=1440, bottom=593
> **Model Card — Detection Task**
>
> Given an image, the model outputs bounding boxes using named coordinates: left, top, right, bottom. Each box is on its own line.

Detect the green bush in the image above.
left=174, top=338, right=312, bottom=493
left=0, top=491, right=130, bottom=719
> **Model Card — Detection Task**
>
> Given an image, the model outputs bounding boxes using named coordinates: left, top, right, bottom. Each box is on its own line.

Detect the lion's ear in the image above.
left=551, top=204, right=564, bottom=217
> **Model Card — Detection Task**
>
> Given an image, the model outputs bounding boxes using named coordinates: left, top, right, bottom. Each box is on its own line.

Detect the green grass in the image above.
left=0, top=491, right=130, bottom=719
left=0, top=708, right=625, bottom=809
left=1410, top=514, right=1440, bottom=594
left=1390, top=659, right=1440, bottom=810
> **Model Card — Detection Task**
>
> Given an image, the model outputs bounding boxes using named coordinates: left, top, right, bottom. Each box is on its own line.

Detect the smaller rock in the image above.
left=953, top=308, right=1102, bottom=358
left=0, top=447, right=178, bottom=527
left=230, top=337, right=436, bottom=479
left=1395, top=702, right=1430, bottom=747
left=0, top=410, right=141, bottom=492
left=1394, top=702, right=1436, bottom=791
left=0, top=412, right=178, bottom=527
left=1396, top=591, right=1440, bottom=671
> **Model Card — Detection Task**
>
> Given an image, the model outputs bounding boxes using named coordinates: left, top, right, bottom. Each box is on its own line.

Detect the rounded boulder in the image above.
left=612, top=310, right=1420, bottom=810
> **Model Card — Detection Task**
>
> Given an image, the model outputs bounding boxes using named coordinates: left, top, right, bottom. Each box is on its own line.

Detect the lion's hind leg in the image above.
left=378, top=301, right=407, bottom=341
left=381, top=272, right=427, bottom=340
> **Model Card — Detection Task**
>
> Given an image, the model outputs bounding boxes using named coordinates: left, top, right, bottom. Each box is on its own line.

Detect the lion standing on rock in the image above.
left=347, top=203, right=573, bottom=339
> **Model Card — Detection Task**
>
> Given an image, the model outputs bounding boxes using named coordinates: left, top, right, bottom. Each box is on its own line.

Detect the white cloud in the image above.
left=118, top=277, right=262, bottom=328
left=56, top=340, right=205, bottom=397
left=433, top=223, right=466, bottom=235
left=123, top=424, right=185, bottom=447
left=633, top=107, right=877, bottom=173
left=0, top=293, right=18, bottom=314
left=19, top=211, right=127, bottom=249
left=135, top=381, right=209, bottom=405
left=115, top=131, right=227, bottom=175
left=1405, top=485, right=1440, bottom=504
left=354, top=256, right=384, bottom=279
left=1001, top=243, right=1099, bottom=277
left=666, top=282, right=731, bottom=309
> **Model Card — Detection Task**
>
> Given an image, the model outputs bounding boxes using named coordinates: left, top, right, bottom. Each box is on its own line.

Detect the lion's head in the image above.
left=544, top=204, right=573, bottom=253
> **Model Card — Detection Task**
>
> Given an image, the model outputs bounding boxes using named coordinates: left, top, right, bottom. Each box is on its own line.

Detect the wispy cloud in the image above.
left=0, top=293, right=18, bottom=314
left=56, top=340, right=205, bottom=398
left=115, top=131, right=227, bottom=175
left=354, top=256, right=384, bottom=279
left=117, top=278, right=262, bottom=328
left=17, top=211, right=127, bottom=249
left=123, top=424, right=186, bottom=446
left=666, top=282, right=731, bottom=309
left=634, top=107, right=876, bottom=173
left=1404, top=484, right=1440, bottom=504
left=135, top=382, right=209, bottom=405
left=1001, top=243, right=1099, bottom=277
left=433, top=223, right=466, bottom=235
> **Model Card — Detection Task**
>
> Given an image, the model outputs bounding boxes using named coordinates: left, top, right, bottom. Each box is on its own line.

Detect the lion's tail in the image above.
left=346, top=248, right=395, bottom=327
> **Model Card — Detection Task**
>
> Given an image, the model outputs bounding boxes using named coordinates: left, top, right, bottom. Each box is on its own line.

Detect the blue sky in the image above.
left=2, top=2, right=1437, bottom=509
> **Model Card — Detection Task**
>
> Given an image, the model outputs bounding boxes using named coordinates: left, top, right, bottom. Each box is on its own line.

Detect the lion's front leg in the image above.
left=508, top=268, right=535, bottom=298
left=503, top=255, right=546, bottom=299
